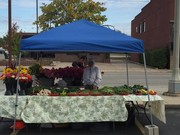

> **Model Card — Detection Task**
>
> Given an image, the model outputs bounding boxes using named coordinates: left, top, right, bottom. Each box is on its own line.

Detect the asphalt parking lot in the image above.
left=1, top=108, right=180, bottom=135
left=0, top=120, right=142, bottom=135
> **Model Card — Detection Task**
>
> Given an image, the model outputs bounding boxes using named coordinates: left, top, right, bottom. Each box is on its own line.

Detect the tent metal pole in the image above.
left=13, top=52, right=22, bottom=133
left=143, top=53, right=154, bottom=126
left=126, top=53, right=129, bottom=85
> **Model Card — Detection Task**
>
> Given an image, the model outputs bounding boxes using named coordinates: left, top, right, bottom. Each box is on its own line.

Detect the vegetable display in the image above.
left=29, top=84, right=157, bottom=96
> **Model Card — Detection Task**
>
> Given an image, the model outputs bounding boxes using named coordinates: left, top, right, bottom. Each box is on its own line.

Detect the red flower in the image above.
left=39, top=68, right=55, bottom=78
left=37, top=66, right=84, bottom=79
left=19, top=73, right=32, bottom=83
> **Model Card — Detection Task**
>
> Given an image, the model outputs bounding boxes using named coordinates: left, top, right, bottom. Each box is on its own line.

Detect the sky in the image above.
left=0, top=0, right=150, bottom=38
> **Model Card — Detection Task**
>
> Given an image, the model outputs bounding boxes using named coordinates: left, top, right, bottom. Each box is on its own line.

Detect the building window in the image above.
left=136, top=26, right=138, bottom=33
left=137, top=21, right=146, bottom=34
left=139, top=23, right=142, bottom=33
left=142, top=21, right=146, bottom=32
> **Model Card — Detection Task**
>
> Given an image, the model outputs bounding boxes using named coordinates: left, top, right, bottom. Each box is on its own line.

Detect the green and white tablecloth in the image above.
left=0, top=95, right=166, bottom=123
left=0, top=96, right=28, bottom=120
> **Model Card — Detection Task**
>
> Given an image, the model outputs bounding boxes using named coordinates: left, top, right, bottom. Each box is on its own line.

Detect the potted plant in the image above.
left=28, top=63, right=42, bottom=87
left=28, top=63, right=42, bottom=76
left=0, top=66, right=17, bottom=95
left=18, top=66, right=32, bottom=95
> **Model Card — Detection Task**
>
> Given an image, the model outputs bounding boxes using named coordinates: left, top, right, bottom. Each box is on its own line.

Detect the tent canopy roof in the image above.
left=20, top=19, right=144, bottom=53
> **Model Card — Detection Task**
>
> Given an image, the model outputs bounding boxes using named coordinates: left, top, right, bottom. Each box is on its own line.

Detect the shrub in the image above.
left=139, top=47, right=169, bottom=69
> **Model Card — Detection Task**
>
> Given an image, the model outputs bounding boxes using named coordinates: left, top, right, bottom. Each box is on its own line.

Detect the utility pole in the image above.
left=36, top=0, right=39, bottom=33
left=168, top=0, right=180, bottom=93
left=8, top=0, right=12, bottom=66
left=36, top=0, right=39, bottom=60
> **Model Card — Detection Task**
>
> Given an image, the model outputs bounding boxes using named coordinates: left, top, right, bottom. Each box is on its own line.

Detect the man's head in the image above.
left=72, top=61, right=78, bottom=67
left=88, top=60, right=95, bottom=67
left=80, top=56, right=87, bottom=62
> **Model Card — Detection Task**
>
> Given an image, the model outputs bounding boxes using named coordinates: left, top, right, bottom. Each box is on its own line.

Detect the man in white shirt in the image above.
left=83, top=60, right=102, bottom=90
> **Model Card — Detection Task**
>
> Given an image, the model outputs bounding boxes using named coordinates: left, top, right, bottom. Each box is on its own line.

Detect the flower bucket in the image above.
left=19, top=82, right=27, bottom=96
left=5, top=81, right=15, bottom=95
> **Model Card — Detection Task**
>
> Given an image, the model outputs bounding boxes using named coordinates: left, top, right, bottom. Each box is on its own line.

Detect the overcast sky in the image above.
left=0, top=0, right=150, bottom=38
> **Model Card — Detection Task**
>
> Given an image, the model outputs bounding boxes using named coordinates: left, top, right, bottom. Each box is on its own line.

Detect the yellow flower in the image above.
left=20, top=66, right=29, bottom=74
left=5, top=68, right=14, bottom=74
left=20, top=69, right=28, bottom=74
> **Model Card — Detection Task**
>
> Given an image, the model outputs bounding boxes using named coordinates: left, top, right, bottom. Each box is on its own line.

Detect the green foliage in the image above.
left=2, top=23, right=22, bottom=59
left=139, top=47, right=169, bottom=69
left=99, top=86, right=114, bottom=94
left=28, top=63, right=42, bottom=76
left=35, top=0, right=107, bottom=31
left=0, top=38, right=6, bottom=48
left=113, top=85, right=133, bottom=94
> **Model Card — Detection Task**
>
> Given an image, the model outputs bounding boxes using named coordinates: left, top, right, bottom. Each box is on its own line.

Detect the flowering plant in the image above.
left=38, top=68, right=56, bottom=78
left=0, top=65, right=17, bottom=83
left=0, top=65, right=32, bottom=83
left=19, top=66, right=32, bottom=83
left=55, top=66, right=84, bottom=86
left=53, top=67, right=84, bottom=79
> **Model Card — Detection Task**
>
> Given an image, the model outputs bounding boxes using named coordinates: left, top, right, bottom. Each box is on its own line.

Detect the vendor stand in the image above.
left=2, top=19, right=166, bottom=132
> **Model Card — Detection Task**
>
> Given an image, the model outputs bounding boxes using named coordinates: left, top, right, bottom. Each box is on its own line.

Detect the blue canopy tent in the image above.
left=20, top=19, right=144, bottom=53
left=13, top=19, right=153, bottom=133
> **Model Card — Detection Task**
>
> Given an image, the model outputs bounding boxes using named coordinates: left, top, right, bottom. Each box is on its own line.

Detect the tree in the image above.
left=35, top=0, right=107, bottom=31
left=11, top=24, right=22, bottom=58
left=3, top=23, right=22, bottom=59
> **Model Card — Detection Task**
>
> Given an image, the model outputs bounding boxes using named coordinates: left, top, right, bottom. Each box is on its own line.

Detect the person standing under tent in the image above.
left=77, top=56, right=87, bottom=68
left=83, top=59, right=102, bottom=90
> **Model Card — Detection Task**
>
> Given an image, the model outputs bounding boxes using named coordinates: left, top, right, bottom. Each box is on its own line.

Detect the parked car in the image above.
left=0, top=48, right=8, bottom=60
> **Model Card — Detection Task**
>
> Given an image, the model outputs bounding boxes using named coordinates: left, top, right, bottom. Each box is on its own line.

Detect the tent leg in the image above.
left=13, top=52, right=22, bottom=133
left=126, top=53, right=129, bottom=86
left=143, top=53, right=154, bottom=126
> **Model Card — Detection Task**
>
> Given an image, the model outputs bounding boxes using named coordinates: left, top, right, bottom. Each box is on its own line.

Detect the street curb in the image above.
left=162, top=92, right=180, bottom=97
left=165, top=104, right=180, bottom=109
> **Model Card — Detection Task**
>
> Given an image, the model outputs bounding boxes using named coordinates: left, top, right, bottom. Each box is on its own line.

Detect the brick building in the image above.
left=131, top=0, right=174, bottom=68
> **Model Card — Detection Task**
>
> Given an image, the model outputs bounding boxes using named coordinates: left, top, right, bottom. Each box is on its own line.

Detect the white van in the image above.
left=0, top=48, right=8, bottom=60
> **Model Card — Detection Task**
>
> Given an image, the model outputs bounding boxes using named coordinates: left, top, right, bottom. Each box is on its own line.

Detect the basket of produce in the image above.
left=90, top=90, right=102, bottom=96
left=67, top=91, right=78, bottom=96
left=99, top=86, right=114, bottom=96
left=114, top=85, right=132, bottom=95
left=78, top=90, right=90, bottom=96
left=148, top=90, right=157, bottom=95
